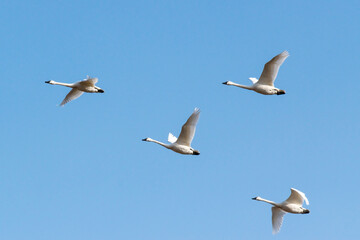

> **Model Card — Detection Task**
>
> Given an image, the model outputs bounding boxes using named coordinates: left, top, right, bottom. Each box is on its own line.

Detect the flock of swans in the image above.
left=45, top=50, right=309, bottom=234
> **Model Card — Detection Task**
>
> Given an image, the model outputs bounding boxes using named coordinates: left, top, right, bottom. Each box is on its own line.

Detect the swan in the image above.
left=142, top=108, right=200, bottom=155
left=223, top=51, right=289, bottom=95
left=45, top=75, right=104, bottom=106
left=252, top=188, right=310, bottom=234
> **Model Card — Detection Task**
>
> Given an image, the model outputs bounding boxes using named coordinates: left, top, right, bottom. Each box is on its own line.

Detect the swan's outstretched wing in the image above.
left=168, top=133, right=177, bottom=143
left=285, top=188, right=309, bottom=206
left=60, top=89, right=84, bottom=106
left=257, top=51, right=289, bottom=86
left=176, top=108, right=200, bottom=147
left=272, top=207, right=286, bottom=234
left=80, top=76, right=98, bottom=87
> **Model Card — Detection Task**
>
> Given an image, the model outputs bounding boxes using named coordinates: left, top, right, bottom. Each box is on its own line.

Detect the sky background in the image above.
left=1, top=0, right=360, bottom=239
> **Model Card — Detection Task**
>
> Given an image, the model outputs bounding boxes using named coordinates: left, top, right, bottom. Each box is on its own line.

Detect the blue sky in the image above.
left=1, top=0, right=360, bottom=239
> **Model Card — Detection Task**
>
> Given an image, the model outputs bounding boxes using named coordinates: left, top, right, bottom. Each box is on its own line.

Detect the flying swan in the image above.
left=252, top=188, right=310, bottom=234
left=223, top=51, right=289, bottom=95
left=45, top=75, right=104, bottom=106
left=142, top=108, right=200, bottom=155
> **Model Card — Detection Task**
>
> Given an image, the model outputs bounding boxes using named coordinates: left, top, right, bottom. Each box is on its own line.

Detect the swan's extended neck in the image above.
left=48, top=81, right=74, bottom=88
left=147, top=138, right=171, bottom=149
left=225, top=81, right=253, bottom=90
left=254, top=197, right=278, bottom=206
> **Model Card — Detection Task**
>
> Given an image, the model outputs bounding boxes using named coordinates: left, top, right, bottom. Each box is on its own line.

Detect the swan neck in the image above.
left=51, top=81, right=74, bottom=88
left=148, top=139, right=170, bottom=149
left=229, top=82, right=253, bottom=90
left=256, top=197, right=277, bottom=206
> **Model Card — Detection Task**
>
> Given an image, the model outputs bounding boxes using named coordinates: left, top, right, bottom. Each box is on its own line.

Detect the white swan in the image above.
left=252, top=188, right=310, bottom=234
left=142, top=108, right=200, bottom=155
left=223, top=51, right=289, bottom=95
left=45, top=75, right=104, bottom=106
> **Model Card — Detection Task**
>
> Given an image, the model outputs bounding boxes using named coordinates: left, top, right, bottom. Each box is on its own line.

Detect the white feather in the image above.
left=168, top=133, right=177, bottom=143
left=257, top=50, right=289, bottom=86
left=176, top=108, right=200, bottom=147
left=272, top=207, right=286, bottom=234
left=285, top=188, right=309, bottom=205
left=249, top=77, right=258, bottom=84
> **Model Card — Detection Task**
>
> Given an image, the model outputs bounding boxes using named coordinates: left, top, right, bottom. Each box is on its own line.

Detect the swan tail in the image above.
left=168, top=133, right=177, bottom=143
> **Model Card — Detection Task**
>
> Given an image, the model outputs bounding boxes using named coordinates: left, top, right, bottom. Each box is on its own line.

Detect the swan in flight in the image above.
left=223, top=51, right=289, bottom=95
left=45, top=75, right=104, bottom=106
left=252, top=188, right=310, bottom=234
left=142, top=108, right=201, bottom=155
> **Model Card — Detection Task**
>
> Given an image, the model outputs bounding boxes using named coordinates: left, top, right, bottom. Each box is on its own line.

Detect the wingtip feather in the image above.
left=282, top=50, right=290, bottom=57
left=291, top=188, right=309, bottom=205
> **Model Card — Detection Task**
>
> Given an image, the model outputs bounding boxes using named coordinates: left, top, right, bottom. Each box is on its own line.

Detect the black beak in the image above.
left=45, top=81, right=50, bottom=83
left=98, top=89, right=104, bottom=93
left=222, top=81, right=228, bottom=85
left=252, top=197, right=257, bottom=200
left=303, top=209, right=310, bottom=214
left=142, top=138, right=147, bottom=141
left=192, top=151, right=200, bottom=155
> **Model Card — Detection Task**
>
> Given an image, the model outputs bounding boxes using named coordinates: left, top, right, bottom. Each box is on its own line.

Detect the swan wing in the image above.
left=272, top=207, right=286, bottom=234
left=168, top=133, right=177, bottom=143
left=176, top=108, right=200, bottom=147
left=249, top=77, right=258, bottom=84
left=285, top=188, right=309, bottom=206
left=60, top=89, right=84, bottom=106
left=79, top=77, right=98, bottom=87
left=257, top=51, right=289, bottom=86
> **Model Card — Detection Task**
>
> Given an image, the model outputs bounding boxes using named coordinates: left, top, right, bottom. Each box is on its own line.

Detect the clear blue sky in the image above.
left=1, top=0, right=359, bottom=239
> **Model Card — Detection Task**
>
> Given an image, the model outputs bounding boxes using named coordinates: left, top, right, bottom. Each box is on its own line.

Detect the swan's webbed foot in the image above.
left=276, top=90, right=286, bottom=95
left=192, top=150, right=200, bottom=155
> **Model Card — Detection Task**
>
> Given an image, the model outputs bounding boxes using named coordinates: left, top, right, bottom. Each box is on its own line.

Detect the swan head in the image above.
left=142, top=138, right=151, bottom=142
left=276, top=89, right=286, bottom=95
left=192, top=150, right=200, bottom=155
left=45, top=80, right=55, bottom=84
left=97, top=89, right=105, bottom=93
left=252, top=196, right=259, bottom=200
left=222, top=81, right=233, bottom=85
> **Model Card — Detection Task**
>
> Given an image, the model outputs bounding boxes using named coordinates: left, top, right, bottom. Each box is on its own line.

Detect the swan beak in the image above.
left=45, top=81, right=50, bottom=84
left=252, top=197, right=257, bottom=200
left=98, top=89, right=104, bottom=93
left=222, top=81, right=229, bottom=85
left=142, top=138, right=148, bottom=141
left=276, top=90, right=286, bottom=95
left=303, top=209, right=310, bottom=214
left=192, top=151, right=200, bottom=155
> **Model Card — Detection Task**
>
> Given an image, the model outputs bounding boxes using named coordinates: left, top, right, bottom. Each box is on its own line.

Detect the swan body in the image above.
left=223, top=51, right=289, bottom=95
left=252, top=188, right=310, bottom=234
left=142, top=108, right=200, bottom=155
left=45, top=75, right=104, bottom=106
